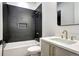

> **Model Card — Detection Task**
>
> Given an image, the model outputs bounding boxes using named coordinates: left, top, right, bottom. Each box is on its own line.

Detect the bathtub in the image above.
left=3, top=40, right=39, bottom=56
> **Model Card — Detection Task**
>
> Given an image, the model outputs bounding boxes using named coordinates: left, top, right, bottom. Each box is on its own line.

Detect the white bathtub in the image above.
left=3, top=40, right=39, bottom=56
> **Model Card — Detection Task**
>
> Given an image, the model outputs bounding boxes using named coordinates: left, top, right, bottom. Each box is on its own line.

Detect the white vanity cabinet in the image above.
left=41, top=40, right=56, bottom=56
left=41, top=40, right=50, bottom=56
left=41, top=40, right=79, bottom=56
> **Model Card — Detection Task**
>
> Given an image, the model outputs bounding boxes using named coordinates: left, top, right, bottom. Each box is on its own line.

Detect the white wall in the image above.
left=0, top=2, right=3, bottom=41
left=0, top=2, right=2, bottom=56
left=42, top=2, right=57, bottom=37
left=42, top=2, right=79, bottom=40
left=74, top=2, right=79, bottom=24
left=7, top=2, right=41, bottom=10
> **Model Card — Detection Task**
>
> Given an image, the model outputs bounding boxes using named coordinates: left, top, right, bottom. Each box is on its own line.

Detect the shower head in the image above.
left=33, top=11, right=40, bottom=15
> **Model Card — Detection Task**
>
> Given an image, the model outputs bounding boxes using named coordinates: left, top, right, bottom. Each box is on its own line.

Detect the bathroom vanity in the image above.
left=40, top=37, right=79, bottom=56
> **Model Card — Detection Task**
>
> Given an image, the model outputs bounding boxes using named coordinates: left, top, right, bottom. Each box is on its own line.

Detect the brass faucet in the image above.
left=62, top=30, right=68, bottom=39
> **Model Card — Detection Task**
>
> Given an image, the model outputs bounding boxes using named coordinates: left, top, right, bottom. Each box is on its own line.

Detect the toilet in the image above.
left=27, top=46, right=41, bottom=56
left=27, top=38, right=41, bottom=56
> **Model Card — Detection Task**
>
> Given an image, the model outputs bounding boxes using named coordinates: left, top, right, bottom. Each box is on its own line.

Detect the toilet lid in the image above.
left=27, top=46, right=41, bottom=52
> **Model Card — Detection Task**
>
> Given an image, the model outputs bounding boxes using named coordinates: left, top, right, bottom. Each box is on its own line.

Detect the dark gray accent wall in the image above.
left=3, top=4, right=35, bottom=43
left=35, top=4, right=42, bottom=38
left=3, top=4, right=9, bottom=43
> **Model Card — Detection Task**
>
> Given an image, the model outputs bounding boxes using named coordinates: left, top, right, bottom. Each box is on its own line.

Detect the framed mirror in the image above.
left=57, top=2, right=79, bottom=26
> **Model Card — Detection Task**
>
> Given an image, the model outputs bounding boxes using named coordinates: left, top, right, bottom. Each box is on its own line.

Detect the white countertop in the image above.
left=40, top=36, right=79, bottom=55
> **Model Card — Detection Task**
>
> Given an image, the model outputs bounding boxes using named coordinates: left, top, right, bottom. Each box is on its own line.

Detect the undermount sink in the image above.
left=50, top=38, right=77, bottom=45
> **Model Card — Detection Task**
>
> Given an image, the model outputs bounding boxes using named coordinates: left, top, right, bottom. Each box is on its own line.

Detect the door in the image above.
left=0, top=2, right=3, bottom=56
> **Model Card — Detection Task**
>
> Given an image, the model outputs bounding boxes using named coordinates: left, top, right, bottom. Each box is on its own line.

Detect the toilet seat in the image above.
left=27, top=46, right=41, bottom=55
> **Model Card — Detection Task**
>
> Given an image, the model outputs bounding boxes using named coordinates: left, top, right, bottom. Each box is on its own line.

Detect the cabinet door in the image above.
left=55, top=46, right=79, bottom=56
left=41, top=40, right=50, bottom=56
left=49, top=44, right=55, bottom=56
